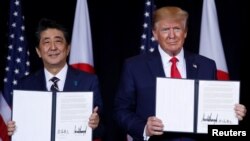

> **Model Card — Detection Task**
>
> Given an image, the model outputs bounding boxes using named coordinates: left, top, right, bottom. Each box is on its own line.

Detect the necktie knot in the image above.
left=50, top=77, right=59, bottom=83
left=170, top=57, right=178, bottom=64
left=170, top=57, right=181, bottom=78
left=50, top=77, right=59, bottom=91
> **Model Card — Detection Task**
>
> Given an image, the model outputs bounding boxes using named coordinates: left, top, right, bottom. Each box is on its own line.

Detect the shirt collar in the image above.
left=44, top=64, right=68, bottom=90
left=158, top=45, right=185, bottom=65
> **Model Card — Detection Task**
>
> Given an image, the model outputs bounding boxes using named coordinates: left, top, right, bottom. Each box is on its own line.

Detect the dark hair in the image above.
left=35, top=18, right=70, bottom=47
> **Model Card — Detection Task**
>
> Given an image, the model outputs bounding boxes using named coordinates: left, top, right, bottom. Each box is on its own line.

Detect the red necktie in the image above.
left=170, top=57, right=182, bottom=78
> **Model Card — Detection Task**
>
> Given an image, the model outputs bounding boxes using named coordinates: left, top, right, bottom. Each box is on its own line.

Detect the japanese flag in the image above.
left=69, top=0, right=94, bottom=73
left=199, top=0, right=229, bottom=80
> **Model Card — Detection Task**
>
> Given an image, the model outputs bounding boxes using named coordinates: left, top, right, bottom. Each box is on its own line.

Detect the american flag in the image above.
left=0, top=0, right=30, bottom=140
left=140, top=0, right=158, bottom=54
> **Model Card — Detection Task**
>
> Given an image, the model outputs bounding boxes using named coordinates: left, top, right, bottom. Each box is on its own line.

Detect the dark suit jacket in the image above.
left=114, top=50, right=217, bottom=141
left=15, top=66, right=104, bottom=139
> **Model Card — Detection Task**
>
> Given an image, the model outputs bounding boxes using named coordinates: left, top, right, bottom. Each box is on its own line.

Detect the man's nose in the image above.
left=168, top=29, right=175, bottom=38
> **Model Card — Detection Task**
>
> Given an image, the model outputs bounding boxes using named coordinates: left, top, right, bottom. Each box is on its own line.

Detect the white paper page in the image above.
left=55, top=92, right=93, bottom=141
left=12, top=90, right=52, bottom=141
left=156, top=78, right=195, bottom=132
left=197, top=80, right=240, bottom=133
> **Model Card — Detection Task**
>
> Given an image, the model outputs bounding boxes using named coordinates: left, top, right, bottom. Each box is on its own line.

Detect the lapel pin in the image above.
left=74, top=81, right=78, bottom=86
left=193, top=64, right=197, bottom=68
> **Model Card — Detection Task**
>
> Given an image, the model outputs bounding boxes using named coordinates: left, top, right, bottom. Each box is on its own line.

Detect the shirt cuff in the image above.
left=143, top=125, right=150, bottom=141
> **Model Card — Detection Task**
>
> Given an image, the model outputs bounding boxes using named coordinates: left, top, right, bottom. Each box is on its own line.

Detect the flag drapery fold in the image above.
left=69, top=0, right=94, bottom=73
left=199, top=0, right=229, bottom=80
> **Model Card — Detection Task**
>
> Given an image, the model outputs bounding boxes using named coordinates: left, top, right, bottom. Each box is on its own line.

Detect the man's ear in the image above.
left=67, top=44, right=71, bottom=56
left=152, top=30, right=158, bottom=41
left=35, top=47, right=41, bottom=58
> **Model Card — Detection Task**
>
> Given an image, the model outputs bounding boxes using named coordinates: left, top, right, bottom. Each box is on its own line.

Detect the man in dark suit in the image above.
left=114, top=6, right=246, bottom=141
left=7, top=18, right=103, bottom=140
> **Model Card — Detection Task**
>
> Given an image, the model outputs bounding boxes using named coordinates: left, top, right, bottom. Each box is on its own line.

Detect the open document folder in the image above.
left=12, top=90, right=93, bottom=141
left=155, top=77, right=240, bottom=134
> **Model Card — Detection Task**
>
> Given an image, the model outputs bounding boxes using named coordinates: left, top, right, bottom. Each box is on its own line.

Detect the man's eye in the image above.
left=43, top=41, right=50, bottom=44
left=56, top=40, right=63, bottom=43
left=161, top=28, right=169, bottom=32
left=174, top=28, right=181, bottom=32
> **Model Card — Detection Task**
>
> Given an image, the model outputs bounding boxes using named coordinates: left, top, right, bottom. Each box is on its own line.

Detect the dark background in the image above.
left=0, top=0, right=248, bottom=140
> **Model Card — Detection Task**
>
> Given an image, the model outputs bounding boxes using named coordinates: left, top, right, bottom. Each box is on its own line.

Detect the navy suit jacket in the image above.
left=114, top=50, right=217, bottom=141
left=15, top=66, right=103, bottom=138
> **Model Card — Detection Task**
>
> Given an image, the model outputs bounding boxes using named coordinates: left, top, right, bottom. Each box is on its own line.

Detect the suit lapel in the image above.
left=147, top=50, right=165, bottom=77
left=64, top=67, right=73, bottom=91
left=35, top=69, right=47, bottom=91
left=63, top=67, right=79, bottom=91
left=185, top=51, right=198, bottom=79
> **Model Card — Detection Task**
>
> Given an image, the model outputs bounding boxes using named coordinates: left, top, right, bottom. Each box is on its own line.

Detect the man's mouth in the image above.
left=48, top=53, right=59, bottom=57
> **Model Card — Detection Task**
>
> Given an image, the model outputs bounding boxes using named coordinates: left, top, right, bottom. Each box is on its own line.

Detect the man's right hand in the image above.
left=146, top=116, right=164, bottom=136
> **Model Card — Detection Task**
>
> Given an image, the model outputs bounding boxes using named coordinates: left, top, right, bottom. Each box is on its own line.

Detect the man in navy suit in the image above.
left=7, top=18, right=103, bottom=140
left=114, top=6, right=246, bottom=141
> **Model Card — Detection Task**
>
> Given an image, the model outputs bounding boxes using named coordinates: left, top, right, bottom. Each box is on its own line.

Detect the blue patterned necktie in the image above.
left=50, top=77, right=59, bottom=92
